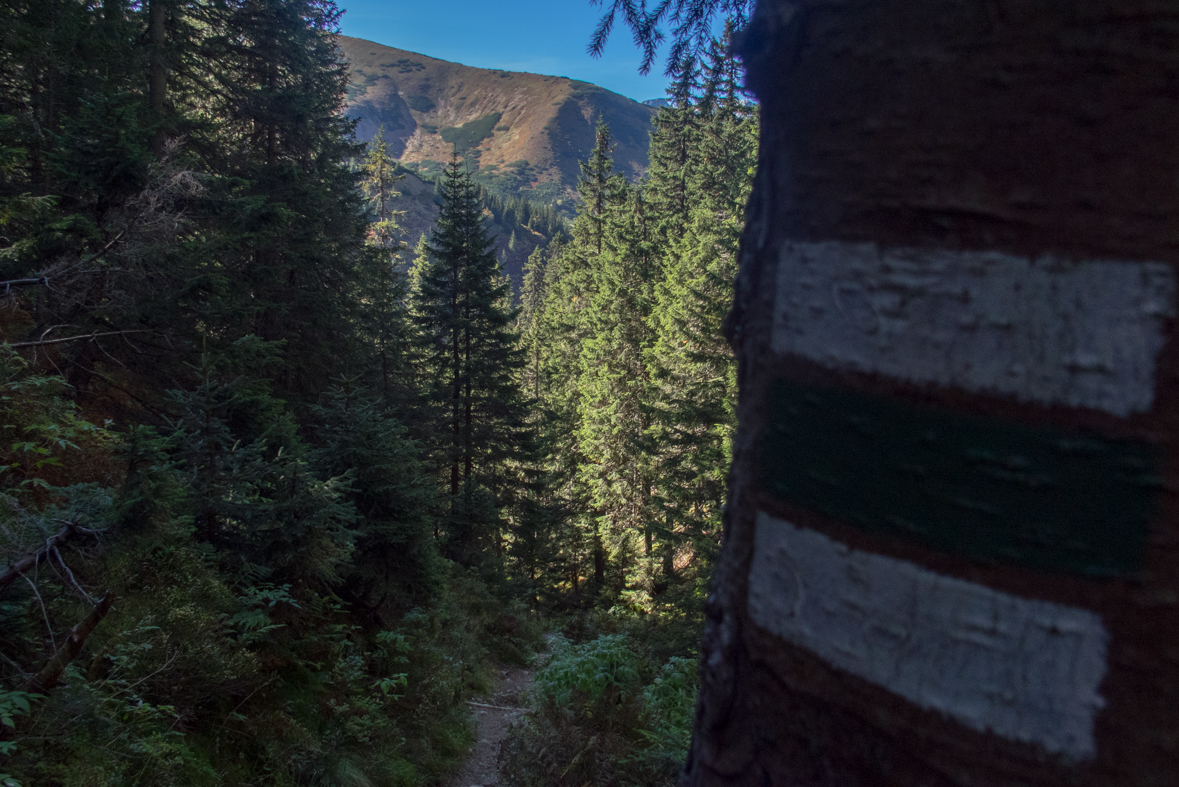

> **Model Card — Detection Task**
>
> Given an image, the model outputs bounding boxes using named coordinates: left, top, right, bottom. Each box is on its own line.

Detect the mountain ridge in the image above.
left=338, top=36, right=657, bottom=210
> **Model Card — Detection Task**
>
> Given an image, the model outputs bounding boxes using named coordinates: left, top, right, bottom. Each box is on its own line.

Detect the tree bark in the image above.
left=464, top=282, right=473, bottom=487
left=148, top=0, right=167, bottom=153
left=684, top=1, right=1179, bottom=785
left=592, top=527, right=605, bottom=589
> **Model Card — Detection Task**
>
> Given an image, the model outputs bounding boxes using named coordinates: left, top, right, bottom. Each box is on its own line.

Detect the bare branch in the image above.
left=51, top=546, right=100, bottom=605
left=78, top=230, right=126, bottom=268
left=0, top=278, right=48, bottom=294
left=22, top=572, right=56, bottom=653
left=5, top=329, right=152, bottom=349
left=0, top=521, right=102, bottom=593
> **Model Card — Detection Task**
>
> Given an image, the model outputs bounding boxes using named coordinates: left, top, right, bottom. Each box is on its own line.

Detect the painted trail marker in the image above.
left=759, top=378, right=1159, bottom=577
left=771, top=242, right=1176, bottom=418
left=749, top=511, right=1108, bottom=760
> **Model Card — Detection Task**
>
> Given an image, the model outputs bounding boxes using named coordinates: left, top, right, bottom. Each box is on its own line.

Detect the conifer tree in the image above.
left=644, top=54, right=701, bottom=245
left=360, top=126, right=406, bottom=254
left=194, top=0, right=365, bottom=399
left=310, top=380, right=439, bottom=612
left=578, top=119, right=628, bottom=254
left=353, top=127, right=417, bottom=407
left=645, top=26, right=757, bottom=581
left=412, top=155, right=529, bottom=564
left=518, top=239, right=593, bottom=595
left=520, top=32, right=756, bottom=607
left=167, top=356, right=358, bottom=591
left=575, top=184, right=661, bottom=595
left=523, top=119, right=639, bottom=597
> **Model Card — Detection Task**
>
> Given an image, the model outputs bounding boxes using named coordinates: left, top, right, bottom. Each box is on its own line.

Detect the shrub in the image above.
left=635, top=656, right=697, bottom=776
left=501, top=631, right=696, bottom=787
left=405, top=95, right=435, bottom=113
left=533, top=634, right=642, bottom=721
left=440, top=113, right=502, bottom=155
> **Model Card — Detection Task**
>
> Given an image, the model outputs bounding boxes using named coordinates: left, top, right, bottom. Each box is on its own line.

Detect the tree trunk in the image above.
left=148, top=0, right=166, bottom=153
left=0, top=522, right=98, bottom=592
left=24, top=593, right=114, bottom=695
left=592, top=526, right=605, bottom=589
left=451, top=259, right=461, bottom=498
left=464, top=301, right=473, bottom=486
left=684, top=1, right=1179, bottom=785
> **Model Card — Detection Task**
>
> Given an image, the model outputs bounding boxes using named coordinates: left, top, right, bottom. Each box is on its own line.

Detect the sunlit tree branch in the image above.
left=588, top=0, right=754, bottom=75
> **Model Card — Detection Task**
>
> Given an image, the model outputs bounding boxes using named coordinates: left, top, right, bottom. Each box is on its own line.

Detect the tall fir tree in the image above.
left=353, top=127, right=417, bottom=407
left=521, top=237, right=596, bottom=596
left=645, top=24, right=757, bottom=585
left=644, top=53, right=701, bottom=246
left=523, top=29, right=757, bottom=610
left=412, top=155, right=529, bottom=565
left=523, top=121, right=636, bottom=598
left=132, top=0, right=366, bottom=408
left=575, top=183, right=660, bottom=596
left=577, top=118, right=628, bottom=255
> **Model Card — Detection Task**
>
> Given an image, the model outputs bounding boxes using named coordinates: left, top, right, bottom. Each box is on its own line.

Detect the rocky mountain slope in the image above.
left=338, top=36, right=657, bottom=210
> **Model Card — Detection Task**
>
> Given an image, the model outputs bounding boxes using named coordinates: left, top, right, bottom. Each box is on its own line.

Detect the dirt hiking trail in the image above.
left=445, top=664, right=534, bottom=787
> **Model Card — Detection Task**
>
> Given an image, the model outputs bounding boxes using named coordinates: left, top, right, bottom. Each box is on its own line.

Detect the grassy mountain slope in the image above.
left=339, top=36, right=657, bottom=211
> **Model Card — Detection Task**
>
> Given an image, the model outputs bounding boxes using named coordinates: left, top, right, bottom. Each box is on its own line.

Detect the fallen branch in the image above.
left=23, top=591, right=114, bottom=694
left=5, top=329, right=151, bottom=349
left=466, top=700, right=526, bottom=711
left=0, top=521, right=102, bottom=593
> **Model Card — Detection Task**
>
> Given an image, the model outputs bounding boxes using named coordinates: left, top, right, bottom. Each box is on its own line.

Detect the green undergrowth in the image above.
left=0, top=352, right=545, bottom=787
left=498, top=611, right=699, bottom=787
left=3, top=557, right=539, bottom=787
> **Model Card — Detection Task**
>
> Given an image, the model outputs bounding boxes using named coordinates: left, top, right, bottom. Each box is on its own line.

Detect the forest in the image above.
left=0, top=0, right=755, bottom=785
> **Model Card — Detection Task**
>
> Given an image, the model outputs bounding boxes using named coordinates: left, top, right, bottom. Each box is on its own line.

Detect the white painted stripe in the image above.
left=748, top=511, right=1108, bottom=759
left=771, top=241, right=1175, bottom=417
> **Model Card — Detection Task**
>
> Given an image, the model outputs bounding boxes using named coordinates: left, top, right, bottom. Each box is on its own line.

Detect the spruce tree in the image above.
left=359, top=125, right=406, bottom=254
left=645, top=26, right=757, bottom=583
left=644, top=54, right=701, bottom=245
left=523, top=121, right=636, bottom=598
left=310, top=380, right=439, bottom=612
left=523, top=237, right=596, bottom=596
left=193, top=0, right=366, bottom=400
left=578, top=118, right=627, bottom=254
left=412, top=154, right=529, bottom=565
left=353, top=127, right=417, bottom=407
left=575, top=184, right=660, bottom=596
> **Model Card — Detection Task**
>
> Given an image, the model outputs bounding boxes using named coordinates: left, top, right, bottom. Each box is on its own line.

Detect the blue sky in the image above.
left=337, top=0, right=674, bottom=102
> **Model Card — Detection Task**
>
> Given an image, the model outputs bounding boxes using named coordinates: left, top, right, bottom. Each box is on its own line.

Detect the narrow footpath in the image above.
left=445, top=665, right=534, bottom=787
